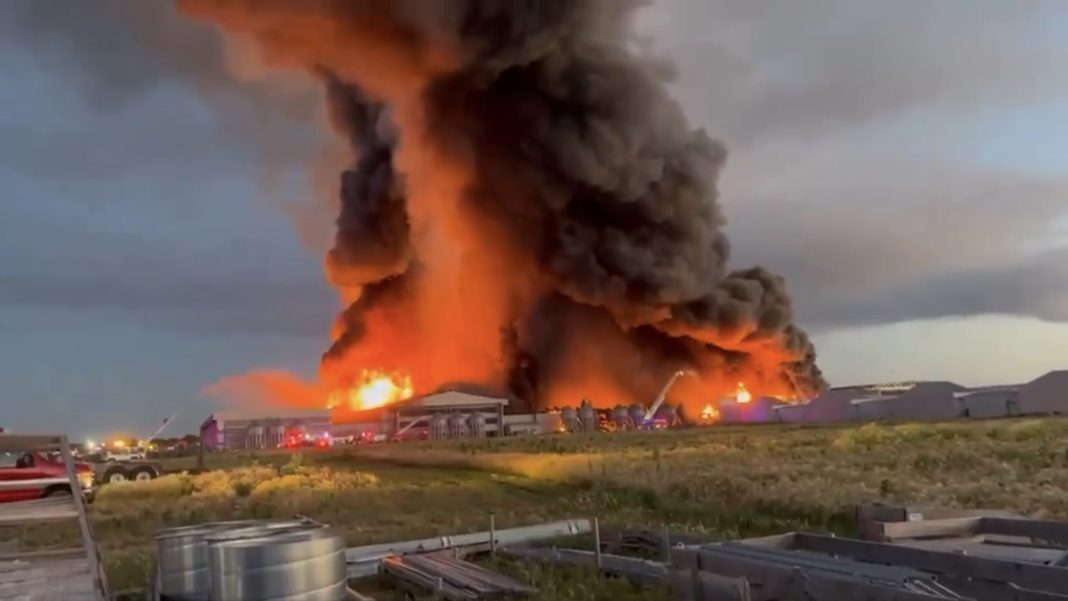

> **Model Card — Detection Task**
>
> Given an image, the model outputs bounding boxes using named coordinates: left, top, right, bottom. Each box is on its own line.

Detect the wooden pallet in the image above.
left=0, top=433, right=108, bottom=601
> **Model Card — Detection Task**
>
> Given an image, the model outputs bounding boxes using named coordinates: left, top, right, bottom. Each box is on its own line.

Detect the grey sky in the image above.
left=1, top=0, right=1066, bottom=438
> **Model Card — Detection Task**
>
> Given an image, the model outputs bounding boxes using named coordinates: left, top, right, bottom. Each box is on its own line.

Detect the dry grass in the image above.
left=347, top=417, right=1068, bottom=521
left=11, top=417, right=1067, bottom=597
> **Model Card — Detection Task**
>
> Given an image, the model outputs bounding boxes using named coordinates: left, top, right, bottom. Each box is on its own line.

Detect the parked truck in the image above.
left=0, top=449, right=95, bottom=503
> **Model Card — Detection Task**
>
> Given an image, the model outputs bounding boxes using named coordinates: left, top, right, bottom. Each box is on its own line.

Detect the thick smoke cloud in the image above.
left=179, top=0, right=825, bottom=410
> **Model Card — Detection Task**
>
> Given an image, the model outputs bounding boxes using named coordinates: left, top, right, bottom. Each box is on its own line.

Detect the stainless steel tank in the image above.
left=466, top=412, right=486, bottom=438
left=246, top=426, right=264, bottom=449
left=429, top=413, right=449, bottom=440
left=560, top=406, right=578, bottom=432
left=628, top=403, right=645, bottom=428
left=611, top=405, right=630, bottom=429
left=447, top=413, right=468, bottom=438
left=207, top=527, right=345, bottom=601
left=156, top=520, right=312, bottom=600
left=578, top=400, right=597, bottom=432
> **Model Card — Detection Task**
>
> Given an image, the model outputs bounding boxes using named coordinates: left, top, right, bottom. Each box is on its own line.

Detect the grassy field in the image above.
left=7, top=417, right=1068, bottom=597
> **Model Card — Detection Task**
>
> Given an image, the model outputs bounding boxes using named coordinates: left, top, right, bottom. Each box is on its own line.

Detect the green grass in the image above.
left=7, top=417, right=1068, bottom=597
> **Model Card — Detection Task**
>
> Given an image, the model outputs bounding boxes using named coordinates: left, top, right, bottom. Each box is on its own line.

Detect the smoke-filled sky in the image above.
left=2, top=0, right=1067, bottom=438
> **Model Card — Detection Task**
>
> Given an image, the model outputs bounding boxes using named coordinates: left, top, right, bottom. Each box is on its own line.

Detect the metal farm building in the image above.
left=772, top=370, right=1068, bottom=424
left=200, top=409, right=332, bottom=450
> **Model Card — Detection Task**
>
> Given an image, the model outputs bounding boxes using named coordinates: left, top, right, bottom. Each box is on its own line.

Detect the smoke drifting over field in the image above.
left=179, top=0, right=825, bottom=412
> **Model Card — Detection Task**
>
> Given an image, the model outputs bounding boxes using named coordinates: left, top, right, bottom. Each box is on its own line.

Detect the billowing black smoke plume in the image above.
left=180, top=0, right=826, bottom=410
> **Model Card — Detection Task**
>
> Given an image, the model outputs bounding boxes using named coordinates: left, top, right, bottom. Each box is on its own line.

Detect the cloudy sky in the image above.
left=2, top=1, right=1066, bottom=439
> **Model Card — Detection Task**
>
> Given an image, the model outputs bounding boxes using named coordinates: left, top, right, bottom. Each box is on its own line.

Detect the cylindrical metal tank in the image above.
left=578, top=400, right=597, bottom=432
left=466, top=412, right=486, bottom=438
left=628, top=403, right=645, bottom=428
left=429, top=413, right=449, bottom=440
left=611, top=405, right=630, bottom=430
left=560, top=406, right=579, bottom=432
left=447, top=413, right=468, bottom=438
left=269, top=425, right=285, bottom=448
left=208, top=527, right=345, bottom=601
left=246, top=426, right=264, bottom=449
left=156, top=520, right=312, bottom=600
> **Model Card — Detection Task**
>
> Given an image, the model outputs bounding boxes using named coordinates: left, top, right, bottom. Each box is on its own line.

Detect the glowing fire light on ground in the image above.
left=735, top=382, right=752, bottom=404
left=700, top=404, right=720, bottom=421
left=327, top=369, right=414, bottom=412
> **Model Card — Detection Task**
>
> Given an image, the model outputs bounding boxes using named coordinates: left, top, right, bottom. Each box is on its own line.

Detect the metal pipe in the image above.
left=594, top=517, right=603, bottom=570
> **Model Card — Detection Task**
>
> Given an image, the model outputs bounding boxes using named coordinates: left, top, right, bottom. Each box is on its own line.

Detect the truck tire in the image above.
left=103, top=466, right=128, bottom=484
left=129, top=466, right=157, bottom=481
left=43, top=484, right=72, bottom=497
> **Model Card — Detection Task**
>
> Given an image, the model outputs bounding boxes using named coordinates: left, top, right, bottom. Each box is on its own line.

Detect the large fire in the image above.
left=735, top=382, right=752, bottom=404
left=181, top=2, right=827, bottom=419
left=326, top=369, right=414, bottom=412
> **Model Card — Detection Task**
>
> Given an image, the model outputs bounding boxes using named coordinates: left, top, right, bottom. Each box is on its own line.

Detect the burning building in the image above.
left=179, top=1, right=826, bottom=416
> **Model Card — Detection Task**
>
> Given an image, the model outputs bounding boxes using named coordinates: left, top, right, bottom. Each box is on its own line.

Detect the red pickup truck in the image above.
left=0, top=450, right=95, bottom=503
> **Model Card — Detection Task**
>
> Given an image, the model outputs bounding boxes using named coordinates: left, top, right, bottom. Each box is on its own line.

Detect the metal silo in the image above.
left=429, top=413, right=449, bottom=440
left=466, top=412, right=487, bottom=438
left=448, top=413, right=468, bottom=438
left=578, top=400, right=597, bottom=432
left=560, top=406, right=579, bottom=432
left=628, top=403, right=645, bottom=428
left=208, top=527, right=346, bottom=601
left=611, top=405, right=630, bottom=430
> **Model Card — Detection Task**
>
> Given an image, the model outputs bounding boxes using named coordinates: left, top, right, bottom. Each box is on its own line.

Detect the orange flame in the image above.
left=735, top=382, right=752, bottom=404
left=327, top=369, right=414, bottom=411
left=700, top=403, right=719, bottom=421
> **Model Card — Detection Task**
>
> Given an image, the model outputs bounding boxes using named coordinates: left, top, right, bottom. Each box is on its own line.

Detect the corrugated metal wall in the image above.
left=1017, top=371, right=1068, bottom=415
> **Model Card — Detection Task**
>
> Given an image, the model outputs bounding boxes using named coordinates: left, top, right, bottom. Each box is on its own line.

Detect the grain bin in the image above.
left=628, top=403, right=645, bottom=427
left=611, top=405, right=630, bottom=429
left=156, top=519, right=311, bottom=600
left=429, top=413, right=449, bottom=440
left=447, top=412, right=468, bottom=438
left=578, top=400, right=597, bottom=432
left=466, top=412, right=487, bottom=437
left=560, top=406, right=579, bottom=432
left=207, top=527, right=346, bottom=601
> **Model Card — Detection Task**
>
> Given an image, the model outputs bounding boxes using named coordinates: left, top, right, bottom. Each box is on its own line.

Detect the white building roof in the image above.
left=210, top=408, right=331, bottom=423
left=407, top=391, right=508, bottom=409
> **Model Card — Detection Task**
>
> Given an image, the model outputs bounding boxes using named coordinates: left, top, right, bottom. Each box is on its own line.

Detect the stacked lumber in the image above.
left=0, top=555, right=98, bottom=600
left=381, top=552, right=537, bottom=600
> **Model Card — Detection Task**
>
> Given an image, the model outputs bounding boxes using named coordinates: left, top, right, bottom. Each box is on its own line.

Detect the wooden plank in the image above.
left=0, top=547, right=87, bottom=563
left=875, top=516, right=981, bottom=541
left=58, top=435, right=107, bottom=600
left=0, top=497, right=79, bottom=525
left=0, top=558, right=89, bottom=580
left=792, top=533, right=1068, bottom=593
left=983, top=518, right=1068, bottom=548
